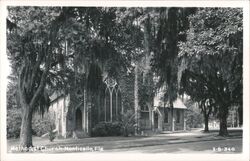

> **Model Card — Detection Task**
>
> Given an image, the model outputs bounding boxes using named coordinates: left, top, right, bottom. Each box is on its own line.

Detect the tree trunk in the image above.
left=204, top=114, right=209, bottom=132
left=16, top=10, right=66, bottom=147
left=238, top=106, right=243, bottom=126
left=88, top=94, right=93, bottom=136
left=163, top=104, right=166, bottom=131
left=20, top=105, right=33, bottom=148
left=170, top=101, right=174, bottom=131
left=219, top=106, right=229, bottom=136
left=142, top=17, right=151, bottom=84
left=134, top=64, right=140, bottom=135
left=219, top=116, right=228, bottom=136
left=83, top=85, right=87, bottom=133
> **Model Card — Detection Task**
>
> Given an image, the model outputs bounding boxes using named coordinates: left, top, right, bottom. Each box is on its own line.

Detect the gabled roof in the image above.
left=154, top=94, right=187, bottom=109
left=49, top=91, right=64, bottom=103
left=172, top=98, right=187, bottom=109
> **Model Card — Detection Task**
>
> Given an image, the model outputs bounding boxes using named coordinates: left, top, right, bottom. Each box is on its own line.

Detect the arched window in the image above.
left=102, top=77, right=123, bottom=122
left=112, top=88, right=117, bottom=120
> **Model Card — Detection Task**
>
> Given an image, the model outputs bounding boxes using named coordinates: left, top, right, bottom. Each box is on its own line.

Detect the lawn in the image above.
left=7, top=128, right=242, bottom=153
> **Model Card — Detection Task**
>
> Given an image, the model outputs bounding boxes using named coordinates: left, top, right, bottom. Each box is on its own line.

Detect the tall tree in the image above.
left=151, top=8, right=196, bottom=131
left=7, top=7, right=71, bottom=147
left=179, top=69, right=216, bottom=132
left=117, top=7, right=196, bottom=132
left=178, top=8, right=243, bottom=136
left=67, top=7, right=143, bottom=134
left=200, top=98, right=215, bottom=132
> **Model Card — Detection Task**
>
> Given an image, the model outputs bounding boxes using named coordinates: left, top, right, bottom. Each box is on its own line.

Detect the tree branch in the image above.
left=29, top=9, right=67, bottom=108
left=18, top=63, right=28, bottom=106
left=29, top=51, right=51, bottom=108
left=29, top=44, right=45, bottom=90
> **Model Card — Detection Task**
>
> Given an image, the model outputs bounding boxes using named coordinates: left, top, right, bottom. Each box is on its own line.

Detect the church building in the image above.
left=49, top=76, right=187, bottom=138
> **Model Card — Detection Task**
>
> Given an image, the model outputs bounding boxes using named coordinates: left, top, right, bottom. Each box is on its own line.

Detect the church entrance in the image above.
left=75, top=108, right=82, bottom=130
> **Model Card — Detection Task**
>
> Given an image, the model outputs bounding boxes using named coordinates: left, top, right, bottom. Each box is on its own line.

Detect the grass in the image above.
left=7, top=128, right=242, bottom=153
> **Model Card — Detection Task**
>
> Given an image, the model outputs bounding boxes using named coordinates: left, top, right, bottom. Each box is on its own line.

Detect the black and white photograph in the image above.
left=0, top=0, right=249, bottom=161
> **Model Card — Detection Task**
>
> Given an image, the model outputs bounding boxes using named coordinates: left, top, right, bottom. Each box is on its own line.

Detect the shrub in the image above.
left=91, top=122, right=108, bottom=136
left=186, top=111, right=203, bottom=129
left=48, top=125, right=56, bottom=142
left=32, top=112, right=55, bottom=137
left=120, top=110, right=136, bottom=137
left=92, top=110, right=136, bottom=137
left=7, top=108, right=56, bottom=139
left=7, top=108, right=22, bottom=139
left=92, top=121, right=123, bottom=137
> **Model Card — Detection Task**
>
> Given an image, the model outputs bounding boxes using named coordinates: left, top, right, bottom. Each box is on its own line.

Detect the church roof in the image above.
left=154, top=95, right=187, bottom=109
left=49, top=91, right=64, bottom=103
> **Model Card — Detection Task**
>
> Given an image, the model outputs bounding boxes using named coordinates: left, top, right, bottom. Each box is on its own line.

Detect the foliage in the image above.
left=7, top=108, right=22, bottom=138
left=138, top=71, right=155, bottom=110
left=150, top=8, right=196, bottom=104
left=32, top=112, right=56, bottom=137
left=7, top=7, right=72, bottom=147
left=48, top=125, right=56, bottom=142
left=120, top=109, right=136, bottom=137
left=7, top=73, right=21, bottom=138
left=7, top=6, right=65, bottom=114
left=178, top=8, right=243, bottom=136
left=6, top=7, right=243, bottom=142
left=91, top=110, right=135, bottom=137
left=91, top=121, right=123, bottom=137
left=7, top=70, right=57, bottom=139
left=7, top=7, right=145, bottom=146
left=118, top=72, right=135, bottom=111
left=67, top=7, right=142, bottom=83
left=7, top=108, right=55, bottom=138
left=183, top=99, right=203, bottom=129
left=178, top=8, right=243, bottom=103
left=60, top=8, right=146, bottom=133
left=185, top=110, right=203, bottom=129
left=7, top=73, right=20, bottom=109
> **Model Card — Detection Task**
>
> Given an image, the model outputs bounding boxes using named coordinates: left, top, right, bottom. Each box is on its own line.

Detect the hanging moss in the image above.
left=87, top=63, right=103, bottom=93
